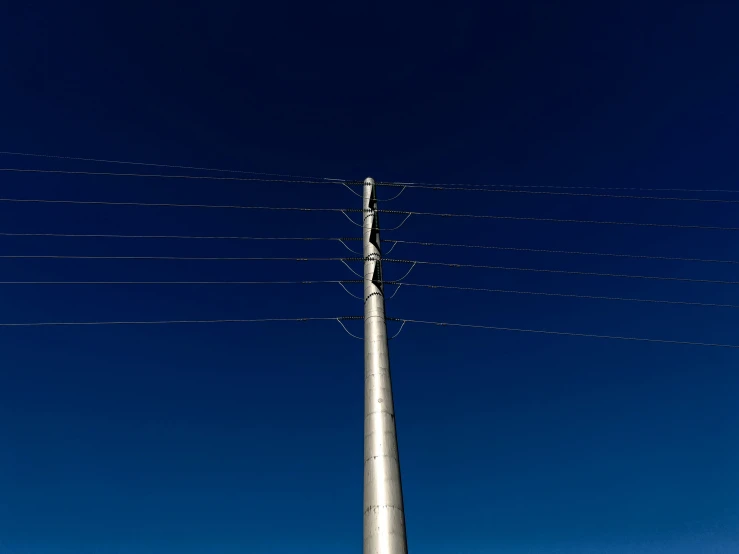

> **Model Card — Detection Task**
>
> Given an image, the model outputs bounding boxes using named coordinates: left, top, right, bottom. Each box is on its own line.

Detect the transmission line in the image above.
left=377, top=209, right=739, bottom=231
left=371, top=179, right=739, bottom=195
left=0, top=280, right=357, bottom=285
left=0, top=232, right=351, bottom=242
left=0, top=151, right=341, bottom=181
left=0, top=255, right=357, bottom=261
left=1, top=232, right=732, bottom=266
left=1, top=314, right=734, bottom=349
left=382, top=258, right=739, bottom=285
left=0, top=168, right=341, bottom=186
left=1, top=196, right=737, bottom=231
left=5, top=165, right=738, bottom=205
left=4, top=279, right=737, bottom=310
left=383, top=239, right=739, bottom=265
left=5, top=254, right=737, bottom=286
left=390, top=318, right=739, bottom=349
left=0, top=317, right=354, bottom=327
left=388, top=282, right=739, bottom=309
left=0, top=197, right=359, bottom=214
left=365, top=181, right=739, bottom=204
left=4, top=151, right=735, bottom=197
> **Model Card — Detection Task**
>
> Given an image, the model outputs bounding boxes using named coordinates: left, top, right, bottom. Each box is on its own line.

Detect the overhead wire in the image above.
left=0, top=151, right=342, bottom=181
left=5, top=254, right=737, bottom=285
left=0, top=197, right=361, bottom=214
left=337, top=282, right=364, bottom=300
left=389, top=320, right=407, bottom=339
left=386, top=282, right=739, bottom=309
left=3, top=165, right=738, bottom=204
left=0, top=167, right=346, bottom=186
left=0, top=255, right=361, bottom=261
left=390, top=318, right=739, bottom=349
left=376, top=209, right=739, bottom=231
left=1, top=196, right=737, bottom=231
left=0, top=314, right=734, bottom=349
left=1, top=279, right=735, bottom=310
left=0, top=232, right=351, bottom=241
left=5, top=157, right=736, bottom=349
left=335, top=318, right=363, bottom=340
left=369, top=181, right=739, bottom=204
left=2, top=151, right=735, bottom=197
left=383, top=239, right=739, bottom=265
left=0, top=317, right=354, bottom=328
left=340, top=210, right=414, bottom=231
left=370, top=179, right=739, bottom=195
left=2, top=232, right=735, bottom=266
left=340, top=259, right=365, bottom=278
left=0, top=280, right=359, bottom=285
left=382, top=258, right=739, bottom=285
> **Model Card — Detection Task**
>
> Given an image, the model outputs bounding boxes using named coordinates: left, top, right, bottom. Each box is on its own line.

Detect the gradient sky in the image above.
left=1, top=2, right=738, bottom=553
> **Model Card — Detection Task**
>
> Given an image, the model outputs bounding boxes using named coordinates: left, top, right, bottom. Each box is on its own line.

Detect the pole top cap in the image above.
left=364, top=177, right=375, bottom=185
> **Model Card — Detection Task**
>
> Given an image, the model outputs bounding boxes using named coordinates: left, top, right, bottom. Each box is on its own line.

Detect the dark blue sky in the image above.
left=1, top=2, right=738, bottom=553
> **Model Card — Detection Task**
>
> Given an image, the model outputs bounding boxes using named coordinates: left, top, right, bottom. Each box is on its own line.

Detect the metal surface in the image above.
left=363, top=177, right=409, bottom=554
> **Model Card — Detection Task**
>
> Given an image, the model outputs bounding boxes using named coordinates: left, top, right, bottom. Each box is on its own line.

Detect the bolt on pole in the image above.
left=363, top=177, right=409, bottom=554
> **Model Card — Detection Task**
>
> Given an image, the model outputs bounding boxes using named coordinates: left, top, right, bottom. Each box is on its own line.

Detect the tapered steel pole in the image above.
left=363, top=177, right=408, bottom=554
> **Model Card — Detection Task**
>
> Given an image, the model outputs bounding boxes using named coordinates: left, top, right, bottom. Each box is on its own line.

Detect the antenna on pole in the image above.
left=362, top=177, right=409, bottom=553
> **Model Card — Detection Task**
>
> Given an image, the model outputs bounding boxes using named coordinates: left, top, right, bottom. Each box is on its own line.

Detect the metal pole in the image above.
left=363, top=177, right=408, bottom=554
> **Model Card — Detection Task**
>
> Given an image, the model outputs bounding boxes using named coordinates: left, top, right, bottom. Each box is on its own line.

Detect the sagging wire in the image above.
left=338, top=282, right=363, bottom=300
left=331, top=179, right=363, bottom=198
left=337, top=239, right=362, bottom=254
left=341, top=210, right=364, bottom=227
left=340, top=259, right=364, bottom=278
left=387, top=284, right=403, bottom=299
left=383, top=241, right=399, bottom=256
left=336, top=318, right=362, bottom=340
left=340, top=210, right=414, bottom=231
left=388, top=320, right=407, bottom=340
left=381, top=186, right=407, bottom=202
left=392, top=262, right=417, bottom=282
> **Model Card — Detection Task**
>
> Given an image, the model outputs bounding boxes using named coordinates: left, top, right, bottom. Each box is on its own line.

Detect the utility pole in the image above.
left=363, top=177, right=409, bottom=554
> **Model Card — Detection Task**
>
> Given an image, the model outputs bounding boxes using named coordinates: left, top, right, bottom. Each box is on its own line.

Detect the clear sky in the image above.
left=1, top=2, right=737, bottom=553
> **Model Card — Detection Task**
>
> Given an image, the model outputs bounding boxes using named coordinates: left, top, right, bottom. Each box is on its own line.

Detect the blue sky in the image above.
left=1, top=2, right=738, bottom=553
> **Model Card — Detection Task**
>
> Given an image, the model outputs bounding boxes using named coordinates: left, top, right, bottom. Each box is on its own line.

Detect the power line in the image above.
left=0, top=197, right=359, bottom=214
left=0, top=232, right=350, bottom=242
left=6, top=254, right=736, bottom=286
left=373, top=179, right=739, bottom=196
left=3, top=151, right=733, bottom=197
left=392, top=318, right=739, bottom=349
left=4, top=279, right=736, bottom=309
left=0, top=151, right=341, bottom=181
left=383, top=258, right=739, bottom=285
left=1, top=231, right=734, bottom=266
left=6, top=165, right=737, bottom=205
left=0, top=280, right=360, bottom=285
left=390, top=282, right=739, bottom=309
left=1, top=196, right=738, bottom=231
left=0, top=167, right=341, bottom=186
left=2, top=313, right=734, bottom=349
left=0, top=255, right=360, bottom=261
left=378, top=209, right=739, bottom=231
left=370, top=181, right=739, bottom=204
left=384, top=239, right=739, bottom=265
left=0, top=317, right=355, bottom=327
